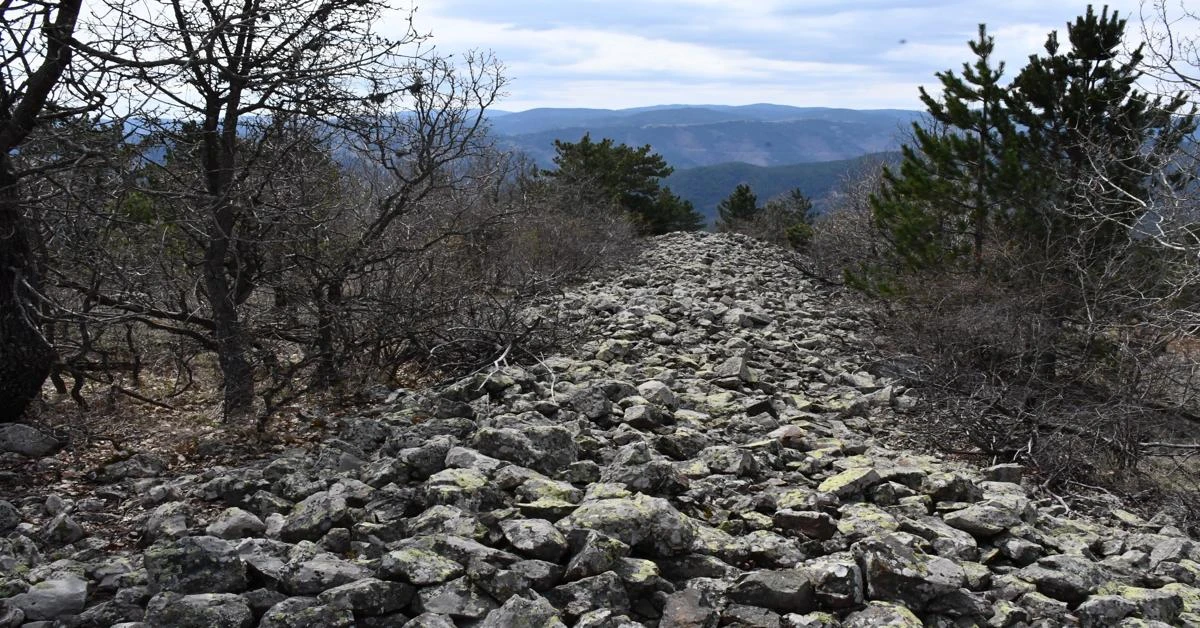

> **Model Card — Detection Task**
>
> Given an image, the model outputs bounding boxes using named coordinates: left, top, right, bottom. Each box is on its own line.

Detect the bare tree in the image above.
left=71, top=0, right=427, bottom=425
left=0, top=0, right=114, bottom=420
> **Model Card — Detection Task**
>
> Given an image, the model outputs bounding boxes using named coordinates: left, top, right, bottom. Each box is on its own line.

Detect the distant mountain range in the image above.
left=664, top=153, right=900, bottom=223
left=487, top=104, right=918, bottom=223
left=489, top=104, right=920, bottom=169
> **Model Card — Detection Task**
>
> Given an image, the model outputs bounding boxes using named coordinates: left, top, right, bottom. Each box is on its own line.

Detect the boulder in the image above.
left=0, top=423, right=59, bottom=457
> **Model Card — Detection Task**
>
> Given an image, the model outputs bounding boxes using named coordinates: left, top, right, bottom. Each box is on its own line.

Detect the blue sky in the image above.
left=389, top=1, right=1153, bottom=111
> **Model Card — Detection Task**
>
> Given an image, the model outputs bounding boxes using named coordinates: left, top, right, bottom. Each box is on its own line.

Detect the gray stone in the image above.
left=853, top=534, right=964, bottom=612
left=143, top=592, right=254, bottom=628
left=773, top=510, right=836, bottom=540
left=801, top=557, right=864, bottom=610
left=943, top=500, right=1022, bottom=538
left=316, top=577, right=414, bottom=615
left=99, top=453, right=166, bottom=481
left=556, top=494, right=695, bottom=557
left=280, top=491, right=351, bottom=542
left=564, top=530, right=630, bottom=580
left=0, top=501, right=20, bottom=533
left=40, top=512, right=85, bottom=546
left=379, top=547, right=464, bottom=585
left=281, top=554, right=372, bottom=595
left=206, top=507, right=266, bottom=540
left=0, top=423, right=59, bottom=457
left=501, top=518, right=569, bottom=561
left=728, top=569, right=816, bottom=614
left=698, top=446, right=759, bottom=476
left=258, top=597, right=355, bottom=628
left=637, top=381, right=678, bottom=409
left=842, top=601, right=922, bottom=627
left=1076, top=595, right=1137, bottom=628
left=545, top=571, right=630, bottom=618
left=659, top=588, right=719, bottom=628
left=480, top=594, right=565, bottom=628
left=145, top=501, right=191, bottom=541
left=144, top=535, right=247, bottom=594
left=817, top=466, right=881, bottom=497
left=416, top=577, right=498, bottom=619
left=7, top=575, right=87, bottom=621
left=1017, top=554, right=1108, bottom=605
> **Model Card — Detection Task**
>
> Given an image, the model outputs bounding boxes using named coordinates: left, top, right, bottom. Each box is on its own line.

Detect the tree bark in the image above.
left=0, top=0, right=82, bottom=420
left=202, top=197, right=256, bottom=423
left=0, top=158, right=56, bottom=421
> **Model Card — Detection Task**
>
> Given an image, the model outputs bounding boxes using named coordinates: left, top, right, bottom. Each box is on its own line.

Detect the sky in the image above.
left=386, top=0, right=1159, bottom=111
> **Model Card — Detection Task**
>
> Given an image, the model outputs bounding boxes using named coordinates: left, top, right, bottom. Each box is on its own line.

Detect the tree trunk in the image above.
left=0, top=158, right=56, bottom=421
left=311, top=279, right=344, bottom=389
left=203, top=198, right=255, bottom=424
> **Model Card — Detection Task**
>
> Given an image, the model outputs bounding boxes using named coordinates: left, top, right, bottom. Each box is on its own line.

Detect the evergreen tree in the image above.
left=545, top=134, right=704, bottom=234
left=1006, top=5, right=1196, bottom=251
left=717, top=183, right=760, bottom=230
left=869, top=24, right=1021, bottom=276
left=767, top=188, right=818, bottom=249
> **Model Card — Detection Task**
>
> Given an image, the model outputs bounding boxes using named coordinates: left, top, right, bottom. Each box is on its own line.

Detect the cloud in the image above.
left=390, top=0, right=1149, bottom=110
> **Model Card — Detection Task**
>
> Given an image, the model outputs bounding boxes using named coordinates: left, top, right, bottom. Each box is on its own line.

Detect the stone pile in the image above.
left=1, top=232, right=1198, bottom=627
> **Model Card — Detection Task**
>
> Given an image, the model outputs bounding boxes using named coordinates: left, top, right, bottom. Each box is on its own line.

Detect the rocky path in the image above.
left=2, top=232, right=1198, bottom=627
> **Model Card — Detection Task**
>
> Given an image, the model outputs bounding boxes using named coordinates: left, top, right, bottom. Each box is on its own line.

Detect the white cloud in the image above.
left=392, top=0, right=1168, bottom=110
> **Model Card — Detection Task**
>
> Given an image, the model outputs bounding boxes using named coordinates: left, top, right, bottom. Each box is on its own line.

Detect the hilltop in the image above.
left=0, top=233, right=1195, bottom=627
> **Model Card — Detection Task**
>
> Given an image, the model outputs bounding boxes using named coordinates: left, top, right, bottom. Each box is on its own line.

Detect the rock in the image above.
left=0, top=423, right=59, bottom=457
left=697, top=446, right=759, bottom=476
left=842, top=601, right=923, bottom=627
left=943, top=500, right=1022, bottom=538
left=853, top=534, right=965, bottom=612
left=801, top=556, right=864, bottom=610
left=659, top=588, right=719, bottom=628
left=145, top=501, right=191, bottom=541
left=501, top=518, right=569, bottom=562
left=982, top=463, right=1024, bottom=483
left=1017, top=554, right=1108, bottom=605
left=480, top=594, right=565, bottom=628
left=379, top=547, right=465, bottom=585
left=41, top=512, right=85, bottom=546
left=0, top=501, right=21, bottom=533
left=564, top=530, right=630, bottom=580
left=7, top=575, right=87, bottom=621
left=545, top=571, right=630, bottom=618
left=281, top=554, right=372, bottom=595
left=258, top=597, right=355, bottom=628
left=316, top=577, right=414, bottom=616
left=143, top=592, right=254, bottom=628
left=817, top=467, right=880, bottom=497
left=1120, top=586, right=1184, bottom=623
left=637, top=381, right=678, bottom=409
left=99, top=453, right=166, bottom=481
left=206, top=507, right=266, bottom=540
left=772, top=510, right=836, bottom=540
left=144, top=535, right=247, bottom=594
left=280, top=491, right=351, bottom=542
left=556, top=494, right=694, bottom=557
left=728, top=569, right=816, bottom=614
left=1076, top=595, right=1138, bottom=627
left=404, top=613, right=457, bottom=627
left=415, top=577, right=498, bottom=619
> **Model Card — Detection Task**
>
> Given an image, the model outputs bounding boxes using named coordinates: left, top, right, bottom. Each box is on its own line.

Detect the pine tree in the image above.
left=716, top=183, right=760, bottom=231
left=869, top=24, right=1020, bottom=276
left=1006, top=5, right=1196, bottom=251
left=545, top=134, right=704, bottom=234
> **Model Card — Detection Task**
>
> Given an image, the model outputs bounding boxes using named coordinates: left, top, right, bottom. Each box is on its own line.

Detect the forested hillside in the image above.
left=492, top=106, right=918, bottom=168
left=664, top=153, right=899, bottom=221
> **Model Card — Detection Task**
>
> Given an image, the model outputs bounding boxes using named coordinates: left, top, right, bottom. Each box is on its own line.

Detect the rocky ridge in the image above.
left=1, top=231, right=1198, bottom=627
